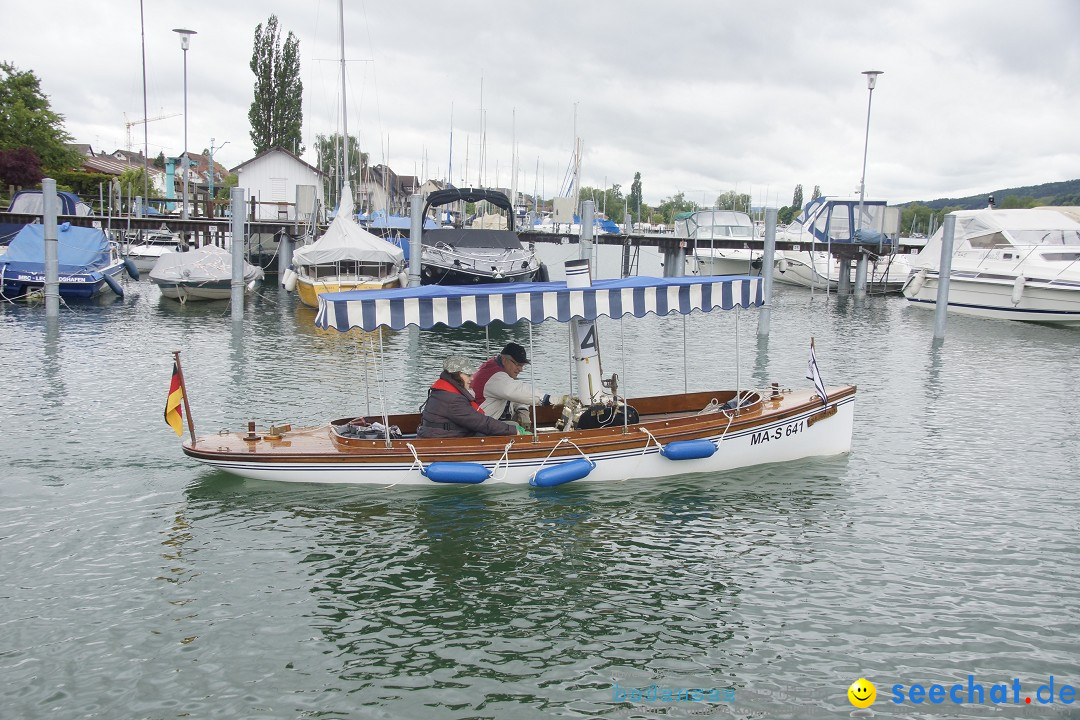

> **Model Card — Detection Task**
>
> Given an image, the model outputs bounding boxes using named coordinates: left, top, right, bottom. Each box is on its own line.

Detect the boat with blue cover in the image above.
left=178, top=261, right=856, bottom=487
left=0, top=223, right=131, bottom=300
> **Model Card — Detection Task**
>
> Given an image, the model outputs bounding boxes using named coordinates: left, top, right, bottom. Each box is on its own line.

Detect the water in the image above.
left=3, top=246, right=1080, bottom=720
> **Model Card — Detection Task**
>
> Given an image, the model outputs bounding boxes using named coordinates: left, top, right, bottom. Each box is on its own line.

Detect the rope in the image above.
left=530, top=437, right=592, bottom=482
left=405, top=442, right=425, bottom=474
left=490, top=441, right=515, bottom=481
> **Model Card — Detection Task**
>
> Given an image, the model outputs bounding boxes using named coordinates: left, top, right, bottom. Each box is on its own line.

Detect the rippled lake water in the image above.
left=2, top=245, right=1079, bottom=719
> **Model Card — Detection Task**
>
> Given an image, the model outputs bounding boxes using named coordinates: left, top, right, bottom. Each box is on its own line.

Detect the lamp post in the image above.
left=173, top=28, right=197, bottom=220
left=857, top=70, right=883, bottom=232
left=208, top=137, right=228, bottom=215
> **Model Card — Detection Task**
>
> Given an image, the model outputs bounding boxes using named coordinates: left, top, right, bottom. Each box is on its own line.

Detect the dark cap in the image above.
left=501, top=342, right=530, bottom=365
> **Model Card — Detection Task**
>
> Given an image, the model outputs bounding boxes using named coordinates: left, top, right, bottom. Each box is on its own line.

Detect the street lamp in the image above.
left=857, top=70, right=883, bottom=234
left=173, top=28, right=197, bottom=220
left=208, top=137, right=229, bottom=213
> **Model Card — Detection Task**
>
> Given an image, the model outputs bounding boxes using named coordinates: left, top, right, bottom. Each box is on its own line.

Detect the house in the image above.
left=69, top=145, right=168, bottom=196
left=230, top=147, right=325, bottom=221
left=358, top=164, right=419, bottom=216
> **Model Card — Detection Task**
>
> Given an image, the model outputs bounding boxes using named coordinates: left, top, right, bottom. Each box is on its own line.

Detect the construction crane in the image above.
left=124, top=111, right=181, bottom=152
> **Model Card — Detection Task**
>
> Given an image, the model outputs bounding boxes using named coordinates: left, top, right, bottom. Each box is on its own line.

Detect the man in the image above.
left=472, top=342, right=557, bottom=426
left=416, top=355, right=520, bottom=438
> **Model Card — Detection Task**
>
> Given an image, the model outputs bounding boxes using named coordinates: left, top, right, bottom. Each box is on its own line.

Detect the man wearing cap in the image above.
left=416, top=355, right=520, bottom=438
left=472, top=342, right=559, bottom=427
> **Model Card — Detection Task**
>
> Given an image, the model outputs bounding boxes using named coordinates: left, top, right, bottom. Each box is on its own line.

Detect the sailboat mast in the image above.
left=338, top=0, right=350, bottom=194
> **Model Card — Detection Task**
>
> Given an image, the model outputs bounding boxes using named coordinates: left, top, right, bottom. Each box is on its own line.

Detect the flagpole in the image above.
left=172, top=350, right=197, bottom=444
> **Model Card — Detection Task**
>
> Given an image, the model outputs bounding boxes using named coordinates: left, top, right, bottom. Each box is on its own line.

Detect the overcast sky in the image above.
left=8, top=0, right=1079, bottom=207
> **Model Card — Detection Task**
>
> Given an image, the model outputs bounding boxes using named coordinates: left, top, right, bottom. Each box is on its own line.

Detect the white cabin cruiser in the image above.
left=902, top=206, right=1080, bottom=326
left=677, top=210, right=767, bottom=276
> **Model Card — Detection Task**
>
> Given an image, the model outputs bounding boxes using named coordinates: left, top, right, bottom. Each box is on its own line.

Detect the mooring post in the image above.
left=408, top=193, right=423, bottom=287
left=933, top=214, right=956, bottom=340
left=757, top=207, right=777, bottom=337
left=230, top=186, right=245, bottom=321
left=580, top=200, right=594, bottom=264
left=854, top=252, right=869, bottom=300
left=837, top=258, right=852, bottom=295
left=621, top=212, right=633, bottom=278
left=42, top=178, right=60, bottom=318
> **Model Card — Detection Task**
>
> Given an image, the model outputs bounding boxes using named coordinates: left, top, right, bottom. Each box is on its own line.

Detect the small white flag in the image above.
left=806, top=338, right=828, bottom=405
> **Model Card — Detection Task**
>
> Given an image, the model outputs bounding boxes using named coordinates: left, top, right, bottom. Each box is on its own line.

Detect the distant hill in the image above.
left=904, top=179, right=1080, bottom=210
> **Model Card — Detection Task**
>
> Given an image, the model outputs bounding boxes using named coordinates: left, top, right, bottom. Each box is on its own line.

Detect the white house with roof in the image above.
left=230, top=147, right=325, bottom=221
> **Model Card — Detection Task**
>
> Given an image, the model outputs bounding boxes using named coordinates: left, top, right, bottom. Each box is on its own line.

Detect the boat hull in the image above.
left=774, top=251, right=910, bottom=292
left=295, top=275, right=403, bottom=308
left=420, top=263, right=538, bottom=286
left=182, top=387, right=855, bottom=486
left=0, top=262, right=124, bottom=300
left=903, top=271, right=1080, bottom=326
left=687, top=249, right=764, bottom=277
left=153, top=279, right=236, bottom=301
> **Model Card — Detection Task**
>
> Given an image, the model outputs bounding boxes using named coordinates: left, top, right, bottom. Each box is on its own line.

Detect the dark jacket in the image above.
left=416, top=371, right=516, bottom=439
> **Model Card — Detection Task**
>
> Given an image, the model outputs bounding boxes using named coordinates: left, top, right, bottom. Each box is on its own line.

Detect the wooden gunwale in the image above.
left=183, top=386, right=855, bottom=466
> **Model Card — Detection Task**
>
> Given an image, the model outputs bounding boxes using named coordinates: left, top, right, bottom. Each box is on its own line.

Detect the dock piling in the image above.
left=230, top=187, right=245, bottom=320
left=757, top=207, right=777, bottom=337
left=933, top=214, right=956, bottom=339
left=43, top=178, right=60, bottom=318
left=408, top=193, right=422, bottom=287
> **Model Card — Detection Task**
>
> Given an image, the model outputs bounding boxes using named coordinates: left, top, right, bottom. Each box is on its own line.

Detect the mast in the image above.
left=338, top=0, right=350, bottom=200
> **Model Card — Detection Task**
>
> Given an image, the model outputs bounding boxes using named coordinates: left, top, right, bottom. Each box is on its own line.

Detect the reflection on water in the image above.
left=178, top=467, right=838, bottom=715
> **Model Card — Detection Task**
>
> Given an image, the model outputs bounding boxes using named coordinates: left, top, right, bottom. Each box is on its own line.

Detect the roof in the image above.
left=230, top=146, right=323, bottom=176
left=315, top=274, right=763, bottom=332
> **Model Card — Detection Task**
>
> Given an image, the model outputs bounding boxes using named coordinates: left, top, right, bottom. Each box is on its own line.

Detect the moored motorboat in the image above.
left=126, top=231, right=185, bottom=275
left=419, top=188, right=543, bottom=285
left=902, top=206, right=1080, bottom=326
left=149, top=244, right=263, bottom=302
left=677, top=209, right=764, bottom=276
left=177, top=263, right=856, bottom=486
left=0, top=223, right=131, bottom=300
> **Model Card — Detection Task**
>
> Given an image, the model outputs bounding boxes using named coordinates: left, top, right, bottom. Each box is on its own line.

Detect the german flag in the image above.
left=165, top=361, right=184, bottom=436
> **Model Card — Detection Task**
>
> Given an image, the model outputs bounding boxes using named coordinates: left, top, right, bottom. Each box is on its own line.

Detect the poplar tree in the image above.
left=248, top=15, right=304, bottom=155
left=629, top=172, right=643, bottom=220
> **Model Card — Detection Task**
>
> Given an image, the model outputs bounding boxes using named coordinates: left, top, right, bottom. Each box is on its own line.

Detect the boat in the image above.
left=148, top=244, right=263, bottom=302
left=418, top=187, right=545, bottom=285
left=901, top=206, right=1080, bottom=326
left=283, top=1, right=406, bottom=307
left=177, top=262, right=856, bottom=486
left=0, top=223, right=132, bottom=300
left=0, top=189, right=93, bottom=246
left=773, top=196, right=911, bottom=292
left=677, top=209, right=765, bottom=276
left=286, top=185, right=406, bottom=307
left=125, top=230, right=185, bottom=274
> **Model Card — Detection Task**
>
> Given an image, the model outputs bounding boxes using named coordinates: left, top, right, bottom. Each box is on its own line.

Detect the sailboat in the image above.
left=285, top=0, right=405, bottom=308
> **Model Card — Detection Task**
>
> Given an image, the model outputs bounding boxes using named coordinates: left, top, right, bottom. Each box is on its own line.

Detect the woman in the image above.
left=416, top=355, right=520, bottom=438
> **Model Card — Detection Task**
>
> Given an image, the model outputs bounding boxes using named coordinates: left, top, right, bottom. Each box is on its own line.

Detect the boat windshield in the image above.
left=423, top=228, right=523, bottom=250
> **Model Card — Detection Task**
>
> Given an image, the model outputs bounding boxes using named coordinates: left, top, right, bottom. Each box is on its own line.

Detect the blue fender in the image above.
left=123, top=257, right=140, bottom=280
left=531, top=457, right=595, bottom=487
left=101, top=272, right=124, bottom=298
left=422, top=461, right=491, bottom=484
left=660, top=439, right=717, bottom=461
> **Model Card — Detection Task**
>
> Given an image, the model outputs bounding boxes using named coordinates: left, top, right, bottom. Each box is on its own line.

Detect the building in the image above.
left=230, top=147, right=325, bottom=221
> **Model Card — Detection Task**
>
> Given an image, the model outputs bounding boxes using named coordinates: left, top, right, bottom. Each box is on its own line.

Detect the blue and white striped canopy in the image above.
left=314, top=275, right=762, bottom=332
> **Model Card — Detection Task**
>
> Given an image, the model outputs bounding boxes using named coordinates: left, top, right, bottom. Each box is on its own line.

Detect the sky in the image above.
left=7, top=0, right=1080, bottom=208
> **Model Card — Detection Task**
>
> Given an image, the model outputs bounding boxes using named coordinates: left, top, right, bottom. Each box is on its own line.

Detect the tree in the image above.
left=117, top=167, right=157, bottom=199
left=248, top=15, right=303, bottom=155
left=629, top=172, right=642, bottom=220
left=0, top=147, right=43, bottom=187
left=216, top=172, right=238, bottom=200
left=715, top=191, right=751, bottom=211
left=811, top=185, right=822, bottom=202
left=791, top=184, right=803, bottom=212
left=314, top=132, right=367, bottom=209
left=0, top=62, right=81, bottom=171
left=153, top=151, right=165, bottom=169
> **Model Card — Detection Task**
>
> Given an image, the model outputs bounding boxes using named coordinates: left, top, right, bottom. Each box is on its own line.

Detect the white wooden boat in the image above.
left=177, top=261, right=856, bottom=487
left=126, top=231, right=185, bottom=274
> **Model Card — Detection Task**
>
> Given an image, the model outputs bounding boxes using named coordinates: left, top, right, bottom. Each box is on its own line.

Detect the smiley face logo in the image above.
left=848, top=678, right=876, bottom=708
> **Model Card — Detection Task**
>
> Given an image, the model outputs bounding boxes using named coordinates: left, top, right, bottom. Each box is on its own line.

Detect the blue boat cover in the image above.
left=315, top=274, right=762, bottom=331
left=1, top=223, right=112, bottom=274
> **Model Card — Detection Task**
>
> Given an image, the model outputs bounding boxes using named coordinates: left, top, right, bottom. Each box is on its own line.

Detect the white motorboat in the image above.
left=149, top=244, right=263, bottom=302
left=677, top=210, right=767, bottom=276
left=126, top=231, right=185, bottom=274
left=773, top=197, right=910, bottom=292
left=902, top=206, right=1080, bottom=326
